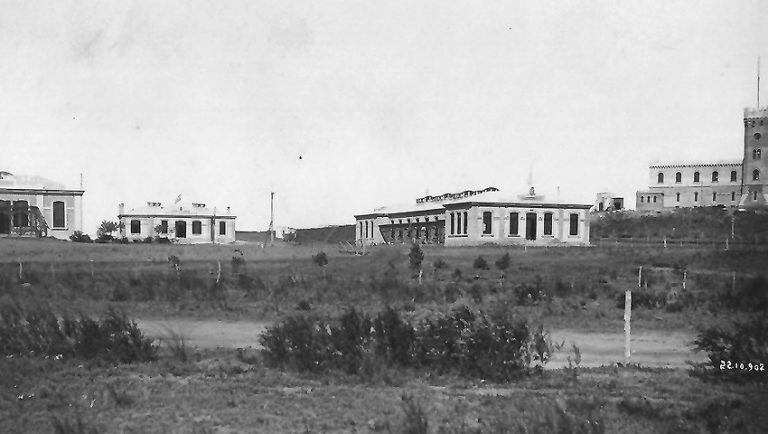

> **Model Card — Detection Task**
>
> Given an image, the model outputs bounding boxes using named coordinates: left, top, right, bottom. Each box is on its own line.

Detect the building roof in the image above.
left=119, top=201, right=236, bottom=218
left=355, top=186, right=591, bottom=218
left=649, top=159, right=742, bottom=169
left=0, top=171, right=76, bottom=191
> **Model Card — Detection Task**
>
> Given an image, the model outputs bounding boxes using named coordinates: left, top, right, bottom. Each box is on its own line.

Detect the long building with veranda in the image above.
left=354, top=186, right=591, bottom=247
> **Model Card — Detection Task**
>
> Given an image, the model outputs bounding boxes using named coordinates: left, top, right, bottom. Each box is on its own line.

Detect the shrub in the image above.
left=69, top=231, right=92, bottom=243
left=400, top=394, right=428, bottom=434
left=408, top=243, right=424, bottom=272
left=312, top=251, right=328, bottom=268
left=495, top=252, right=511, bottom=271
left=260, top=306, right=556, bottom=381
left=690, top=315, right=768, bottom=382
left=0, top=305, right=157, bottom=363
left=473, top=256, right=489, bottom=270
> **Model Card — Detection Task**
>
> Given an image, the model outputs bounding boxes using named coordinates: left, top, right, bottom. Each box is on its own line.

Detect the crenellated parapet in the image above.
left=744, top=107, right=768, bottom=120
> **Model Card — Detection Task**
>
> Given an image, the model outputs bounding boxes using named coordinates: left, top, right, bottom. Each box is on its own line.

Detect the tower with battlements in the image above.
left=741, top=107, right=768, bottom=208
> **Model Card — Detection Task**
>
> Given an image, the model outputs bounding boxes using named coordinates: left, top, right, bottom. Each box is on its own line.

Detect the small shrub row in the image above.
left=260, top=305, right=557, bottom=382
left=0, top=304, right=157, bottom=363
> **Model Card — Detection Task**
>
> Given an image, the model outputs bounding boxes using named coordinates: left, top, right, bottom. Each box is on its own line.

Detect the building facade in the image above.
left=637, top=106, right=767, bottom=210
left=118, top=201, right=236, bottom=244
left=0, top=171, right=84, bottom=240
left=354, top=187, right=591, bottom=247
left=594, top=192, right=624, bottom=212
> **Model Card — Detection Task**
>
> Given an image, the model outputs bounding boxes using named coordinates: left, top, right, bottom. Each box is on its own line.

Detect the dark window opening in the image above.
left=192, top=221, right=202, bottom=235
left=657, top=172, right=664, bottom=183
left=731, top=171, right=737, bottom=182
left=712, top=192, right=717, bottom=202
left=653, top=196, right=657, bottom=203
left=640, top=196, right=644, bottom=203
left=450, top=213, right=455, bottom=235
left=130, top=220, right=141, bottom=234
left=676, top=192, right=680, bottom=202
left=509, top=212, right=518, bottom=235
left=463, top=211, right=468, bottom=235
left=712, top=171, right=719, bottom=182
left=693, top=171, right=700, bottom=183
left=675, top=172, right=682, bottom=183
left=52, top=201, right=65, bottom=228
left=754, top=169, right=760, bottom=181
left=569, top=214, right=579, bottom=236
left=219, top=221, right=226, bottom=235
left=160, top=220, right=168, bottom=234
left=694, top=192, right=698, bottom=202
left=599, top=202, right=604, bottom=210
left=543, top=213, right=553, bottom=235
left=732, top=192, right=736, bottom=201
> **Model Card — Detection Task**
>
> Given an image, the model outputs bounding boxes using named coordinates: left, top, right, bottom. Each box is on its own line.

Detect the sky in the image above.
left=1, top=0, right=767, bottom=233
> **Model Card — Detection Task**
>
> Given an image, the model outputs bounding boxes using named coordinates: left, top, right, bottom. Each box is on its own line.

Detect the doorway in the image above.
left=525, top=212, right=537, bottom=240
left=175, top=220, right=187, bottom=238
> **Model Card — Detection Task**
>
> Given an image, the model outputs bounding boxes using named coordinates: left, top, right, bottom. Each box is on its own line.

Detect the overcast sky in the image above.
left=1, top=1, right=766, bottom=233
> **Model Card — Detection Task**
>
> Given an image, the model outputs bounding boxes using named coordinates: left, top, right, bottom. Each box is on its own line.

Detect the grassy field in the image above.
left=1, top=237, right=767, bottom=432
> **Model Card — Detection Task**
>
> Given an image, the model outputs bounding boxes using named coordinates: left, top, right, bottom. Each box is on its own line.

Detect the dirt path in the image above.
left=137, top=319, right=705, bottom=369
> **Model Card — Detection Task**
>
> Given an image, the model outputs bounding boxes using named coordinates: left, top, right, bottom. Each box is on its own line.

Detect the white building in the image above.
left=354, top=186, right=591, bottom=247
left=118, top=201, right=236, bottom=244
left=0, top=171, right=84, bottom=240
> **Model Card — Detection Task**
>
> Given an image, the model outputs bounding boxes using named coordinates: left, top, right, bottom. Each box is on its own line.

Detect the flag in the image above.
left=174, top=194, right=182, bottom=204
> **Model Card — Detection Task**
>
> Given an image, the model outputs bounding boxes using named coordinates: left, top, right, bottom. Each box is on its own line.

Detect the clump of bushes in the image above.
left=69, top=231, right=92, bottom=243
left=0, top=304, right=157, bottom=363
left=690, top=315, right=768, bottom=382
left=260, top=305, right=557, bottom=382
left=473, top=256, right=490, bottom=270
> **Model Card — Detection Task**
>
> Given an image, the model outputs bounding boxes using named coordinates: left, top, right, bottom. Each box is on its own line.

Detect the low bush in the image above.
left=260, top=305, right=557, bottom=381
left=0, top=304, right=157, bottom=363
left=473, top=256, right=490, bottom=270
left=69, top=231, right=92, bottom=243
left=690, top=315, right=768, bottom=382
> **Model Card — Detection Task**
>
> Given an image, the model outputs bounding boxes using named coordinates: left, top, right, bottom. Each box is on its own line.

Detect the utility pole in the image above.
left=268, top=192, right=275, bottom=246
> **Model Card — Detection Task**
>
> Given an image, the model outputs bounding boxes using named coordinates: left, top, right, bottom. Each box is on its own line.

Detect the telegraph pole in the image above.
left=268, top=192, right=275, bottom=246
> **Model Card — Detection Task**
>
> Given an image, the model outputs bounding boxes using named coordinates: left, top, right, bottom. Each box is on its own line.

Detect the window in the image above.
left=130, top=220, right=141, bottom=234
left=160, top=220, right=168, bottom=234
left=482, top=212, right=492, bottom=235
left=676, top=192, right=680, bottom=202
left=754, top=191, right=759, bottom=201
left=731, top=171, right=737, bottom=182
left=569, top=213, right=579, bottom=236
left=754, top=169, right=761, bottom=181
left=758, top=149, right=763, bottom=159
left=653, top=196, right=657, bottom=203
left=693, top=171, right=700, bottom=183
left=509, top=212, right=519, bottom=235
left=543, top=213, right=553, bottom=235
left=450, top=213, right=455, bottom=235
left=365, top=221, right=368, bottom=238
left=192, top=220, right=202, bottom=235
left=675, top=172, right=682, bottom=183
left=712, top=192, right=717, bottom=202
left=219, top=221, right=226, bottom=235
left=712, top=171, right=719, bottom=182
left=359, top=222, right=363, bottom=238
left=12, top=201, right=28, bottom=227
left=657, top=172, right=664, bottom=183
left=640, top=196, right=644, bottom=203
left=732, top=192, right=736, bottom=201
left=694, top=192, right=698, bottom=202
left=463, top=211, right=468, bottom=235
left=52, top=201, right=65, bottom=228
left=457, top=212, right=462, bottom=234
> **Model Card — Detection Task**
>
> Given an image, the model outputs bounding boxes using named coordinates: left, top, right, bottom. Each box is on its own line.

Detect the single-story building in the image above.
left=118, top=201, right=236, bottom=244
left=354, top=186, right=591, bottom=247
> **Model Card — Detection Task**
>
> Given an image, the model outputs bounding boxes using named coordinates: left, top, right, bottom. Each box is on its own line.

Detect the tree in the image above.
left=409, top=243, right=424, bottom=285
left=96, top=220, right=123, bottom=242
left=312, top=251, right=329, bottom=278
left=473, top=256, right=489, bottom=270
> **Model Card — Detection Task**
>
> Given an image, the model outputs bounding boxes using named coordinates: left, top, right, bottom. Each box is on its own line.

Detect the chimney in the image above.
left=118, top=202, right=125, bottom=216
